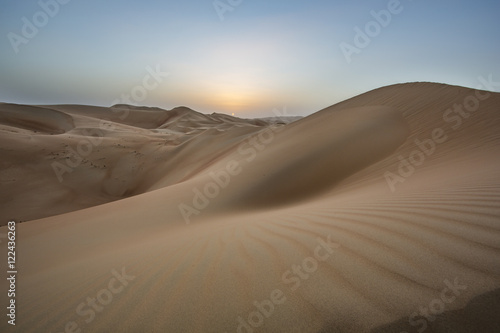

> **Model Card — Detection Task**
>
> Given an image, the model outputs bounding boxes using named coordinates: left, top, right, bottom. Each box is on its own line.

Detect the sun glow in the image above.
left=204, top=88, right=258, bottom=113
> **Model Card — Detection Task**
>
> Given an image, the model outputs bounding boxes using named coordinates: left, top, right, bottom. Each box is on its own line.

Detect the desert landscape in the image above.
left=1, top=0, right=500, bottom=332
left=1, top=82, right=499, bottom=332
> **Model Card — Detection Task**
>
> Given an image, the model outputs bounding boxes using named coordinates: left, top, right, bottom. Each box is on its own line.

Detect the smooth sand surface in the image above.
left=0, top=83, right=499, bottom=332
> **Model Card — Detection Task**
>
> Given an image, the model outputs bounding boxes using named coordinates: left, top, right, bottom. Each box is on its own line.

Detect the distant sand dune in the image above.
left=0, top=103, right=74, bottom=134
left=0, top=83, right=499, bottom=332
left=0, top=104, right=267, bottom=222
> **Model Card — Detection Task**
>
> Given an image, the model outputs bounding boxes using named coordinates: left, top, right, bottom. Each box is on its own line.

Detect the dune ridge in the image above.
left=0, top=82, right=499, bottom=332
left=0, top=104, right=271, bottom=223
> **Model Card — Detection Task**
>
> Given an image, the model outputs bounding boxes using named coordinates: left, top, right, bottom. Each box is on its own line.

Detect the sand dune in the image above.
left=0, top=103, right=74, bottom=134
left=0, top=83, right=499, bottom=332
left=0, top=104, right=270, bottom=223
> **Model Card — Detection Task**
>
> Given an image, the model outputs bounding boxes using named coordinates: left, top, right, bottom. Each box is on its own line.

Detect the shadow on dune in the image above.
left=315, top=289, right=500, bottom=333
left=366, top=288, right=500, bottom=333
left=229, top=106, right=409, bottom=210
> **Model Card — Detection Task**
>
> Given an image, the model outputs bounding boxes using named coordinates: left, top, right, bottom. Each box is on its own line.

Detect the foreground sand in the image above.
left=0, top=83, right=499, bottom=332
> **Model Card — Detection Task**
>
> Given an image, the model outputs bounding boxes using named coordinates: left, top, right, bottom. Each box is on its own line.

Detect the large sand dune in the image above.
left=0, top=83, right=499, bottom=332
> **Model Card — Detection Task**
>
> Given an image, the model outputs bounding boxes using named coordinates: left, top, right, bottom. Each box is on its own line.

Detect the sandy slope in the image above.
left=0, top=83, right=499, bottom=332
left=0, top=104, right=271, bottom=223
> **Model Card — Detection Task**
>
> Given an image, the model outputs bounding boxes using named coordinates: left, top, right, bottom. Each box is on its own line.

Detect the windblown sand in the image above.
left=0, top=83, right=499, bottom=332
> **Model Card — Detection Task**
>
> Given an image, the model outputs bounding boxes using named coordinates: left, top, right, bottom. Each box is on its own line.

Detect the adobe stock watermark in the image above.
left=401, top=278, right=467, bottom=333
left=53, top=267, right=135, bottom=333
left=384, top=74, right=499, bottom=192
left=178, top=107, right=290, bottom=224
left=5, top=221, right=17, bottom=326
left=340, top=0, right=412, bottom=64
left=234, top=235, right=341, bottom=332
left=7, top=0, right=72, bottom=54
left=51, top=64, right=169, bottom=183
left=213, top=0, right=243, bottom=21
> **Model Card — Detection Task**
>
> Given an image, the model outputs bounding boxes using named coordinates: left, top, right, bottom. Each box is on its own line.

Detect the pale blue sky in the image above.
left=1, top=0, right=499, bottom=117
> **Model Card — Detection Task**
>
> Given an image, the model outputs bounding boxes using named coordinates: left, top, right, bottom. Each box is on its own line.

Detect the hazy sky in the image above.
left=1, top=0, right=499, bottom=117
